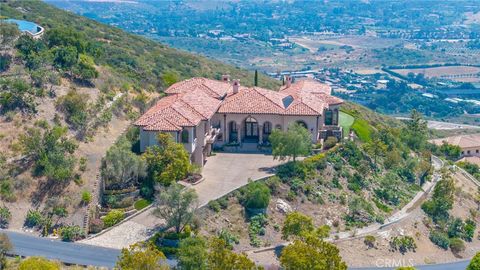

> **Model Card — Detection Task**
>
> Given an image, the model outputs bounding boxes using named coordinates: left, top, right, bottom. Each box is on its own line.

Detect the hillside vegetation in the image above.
left=0, top=0, right=279, bottom=235
left=1, top=0, right=280, bottom=90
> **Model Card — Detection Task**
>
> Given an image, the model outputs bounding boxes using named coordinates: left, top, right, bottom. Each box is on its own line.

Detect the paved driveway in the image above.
left=82, top=152, right=283, bottom=248
left=195, top=152, right=283, bottom=206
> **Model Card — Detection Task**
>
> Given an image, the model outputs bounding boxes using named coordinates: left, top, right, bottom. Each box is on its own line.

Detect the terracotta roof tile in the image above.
left=430, top=134, right=480, bottom=148
left=136, top=78, right=343, bottom=131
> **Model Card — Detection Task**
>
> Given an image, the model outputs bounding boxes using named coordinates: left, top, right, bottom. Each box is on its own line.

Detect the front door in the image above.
left=244, top=116, right=259, bottom=141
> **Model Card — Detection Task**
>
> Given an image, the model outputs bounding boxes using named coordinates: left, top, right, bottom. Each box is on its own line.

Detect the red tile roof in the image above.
left=135, top=77, right=343, bottom=131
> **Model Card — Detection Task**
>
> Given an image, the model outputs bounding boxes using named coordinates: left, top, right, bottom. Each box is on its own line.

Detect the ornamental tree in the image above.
left=270, top=122, right=311, bottom=162
left=178, top=236, right=208, bottom=270
left=154, top=184, right=198, bottom=234
left=143, top=133, right=191, bottom=186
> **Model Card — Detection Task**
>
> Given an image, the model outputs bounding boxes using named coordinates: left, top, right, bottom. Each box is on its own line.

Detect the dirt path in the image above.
left=70, top=116, right=131, bottom=227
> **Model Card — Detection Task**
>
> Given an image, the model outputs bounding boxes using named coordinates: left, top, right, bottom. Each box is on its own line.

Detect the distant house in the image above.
left=430, top=133, right=480, bottom=157
left=135, top=76, right=343, bottom=166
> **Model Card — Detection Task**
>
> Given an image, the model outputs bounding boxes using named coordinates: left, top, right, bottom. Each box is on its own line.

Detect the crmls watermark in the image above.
left=375, top=258, right=415, bottom=268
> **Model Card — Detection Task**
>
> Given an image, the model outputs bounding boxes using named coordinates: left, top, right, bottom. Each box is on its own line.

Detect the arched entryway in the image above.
left=244, top=116, right=259, bottom=142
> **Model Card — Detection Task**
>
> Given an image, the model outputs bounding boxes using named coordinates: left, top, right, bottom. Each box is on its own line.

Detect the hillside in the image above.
left=1, top=0, right=280, bottom=90
left=0, top=0, right=279, bottom=233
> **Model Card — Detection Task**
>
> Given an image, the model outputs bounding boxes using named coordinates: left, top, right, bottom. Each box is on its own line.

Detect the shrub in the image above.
left=18, top=257, right=60, bottom=270
left=134, top=199, right=150, bottom=211
left=56, top=90, right=88, bottom=130
left=89, top=218, right=104, bottom=234
left=0, top=206, right=11, bottom=228
left=217, top=228, right=239, bottom=248
left=25, top=209, right=43, bottom=228
left=449, top=238, right=465, bottom=254
left=217, top=197, right=229, bottom=210
left=468, top=252, right=480, bottom=270
left=208, top=200, right=221, bottom=213
left=81, top=190, right=92, bottom=205
left=248, top=214, right=268, bottom=247
left=364, top=235, right=376, bottom=249
left=244, top=181, right=271, bottom=209
left=60, top=225, right=85, bottom=241
left=389, top=236, right=416, bottom=254
left=429, top=230, right=450, bottom=250
left=265, top=176, right=281, bottom=194
left=102, top=210, right=125, bottom=227
left=323, top=136, right=338, bottom=150
left=463, top=219, right=476, bottom=242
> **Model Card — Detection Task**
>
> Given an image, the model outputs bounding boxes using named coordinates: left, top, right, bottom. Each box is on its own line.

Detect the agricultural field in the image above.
left=392, top=66, right=480, bottom=83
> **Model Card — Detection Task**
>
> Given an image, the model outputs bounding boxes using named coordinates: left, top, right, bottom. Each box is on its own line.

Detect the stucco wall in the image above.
left=461, top=146, right=480, bottom=157
left=212, top=113, right=322, bottom=143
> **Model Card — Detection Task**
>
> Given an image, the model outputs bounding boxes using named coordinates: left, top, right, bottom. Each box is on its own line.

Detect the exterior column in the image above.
left=237, top=122, right=241, bottom=143
left=258, top=124, right=263, bottom=143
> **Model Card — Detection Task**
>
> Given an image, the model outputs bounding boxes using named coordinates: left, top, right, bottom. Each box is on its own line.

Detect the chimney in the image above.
left=232, top=79, right=240, bottom=94
left=222, top=74, right=230, bottom=82
left=285, top=75, right=292, bottom=87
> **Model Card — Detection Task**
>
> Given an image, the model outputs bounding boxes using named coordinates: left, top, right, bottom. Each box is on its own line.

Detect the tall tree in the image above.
left=143, top=133, right=191, bottom=186
left=280, top=234, right=347, bottom=270
left=116, top=243, right=169, bottom=270
left=403, top=109, right=428, bottom=150
left=254, top=69, right=258, bottom=86
left=102, top=138, right=147, bottom=189
left=154, top=184, right=198, bottom=234
left=421, top=169, right=455, bottom=223
left=178, top=236, right=208, bottom=270
left=270, top=122, right=311, bottom=162
left=207, top=238, right=260, bottom=270
left=0, top=233, right=12, bottom=270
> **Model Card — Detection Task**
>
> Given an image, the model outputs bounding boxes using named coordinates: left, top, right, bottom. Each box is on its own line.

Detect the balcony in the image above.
left=319, top=125, right=343, bottom=141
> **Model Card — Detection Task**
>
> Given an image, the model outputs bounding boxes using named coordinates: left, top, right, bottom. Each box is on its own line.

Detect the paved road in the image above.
left=2, top=230, right=120, bottom=268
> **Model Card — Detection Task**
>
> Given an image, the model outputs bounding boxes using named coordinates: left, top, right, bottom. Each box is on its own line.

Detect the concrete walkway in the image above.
left=81, top=152, right=283, bottom=248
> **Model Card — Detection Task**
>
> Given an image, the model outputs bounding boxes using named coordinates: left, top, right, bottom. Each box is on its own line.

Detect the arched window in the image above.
left=296, top=120, right=308, bottom=129
left=181, top=129, right=189, bottom=143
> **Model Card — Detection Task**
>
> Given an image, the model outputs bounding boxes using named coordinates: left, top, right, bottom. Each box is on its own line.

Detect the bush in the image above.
left=244, top=181, right=271, bottom=209
left=134, top=199, right=150, bottom=211
left=81, top=190, right=92, bottom=205
left=449, top=238, right=465, bottom=254
left=0, top=206, right=11, bottom=228
left=468, top=252, right=480, bottom=270
left=89, top=218, right=104, bottom=234
left=463, top=219, right=476, bottom=242
left=56, top=90, right=89, bottom=129
left=389, top=236, right=416, bottom=254
left=249, top=214, right=268, bottom=247
left=323, top=136, right=338, bottom=150
left=102, top=209, right=125, bottom=227
left=429, top=230, right=450, bottom=250
left=60, top=225, right=85, bottom=241
left=217, top=197, right=229, bottom=210
left=364, top=235, right=376, bottom=249
left=208, top=200, right=221, bottom=213
left=217, top=228, right=240, bottom=248
left=265, top=176, right=281, bottom=194
left=25, top=209, right=43, bottom=228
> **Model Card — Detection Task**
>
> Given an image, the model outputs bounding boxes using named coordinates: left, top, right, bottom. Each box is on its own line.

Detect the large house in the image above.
left=134, top=76, right=343, bottom=166
left=430, top=133, right=480, bottom=158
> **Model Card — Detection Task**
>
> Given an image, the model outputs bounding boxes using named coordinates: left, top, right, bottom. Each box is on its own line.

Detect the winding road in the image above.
left=1, top=155, right=475, bottom=269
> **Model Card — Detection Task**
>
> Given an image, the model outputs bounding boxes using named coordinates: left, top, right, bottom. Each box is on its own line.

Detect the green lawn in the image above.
left=339, top=111, right=355, bottom=137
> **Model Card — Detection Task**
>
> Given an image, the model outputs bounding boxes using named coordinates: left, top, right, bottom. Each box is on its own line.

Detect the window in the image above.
left=275, top=124, right=282, bottom=130
left=296, top=120, right=308, bottom=129
left=476, top=149, right=479, bottom=153
left=263, top=122, right=272, bottom=135
left=325, top=110, right=333, bottom=125
left=181, top=130, right=189, bottom=143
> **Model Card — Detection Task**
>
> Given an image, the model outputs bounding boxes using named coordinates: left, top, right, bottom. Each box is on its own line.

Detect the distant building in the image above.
left=135, top=77, right=343, bottom=166
left=430, top=133, right=480, bottom=157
